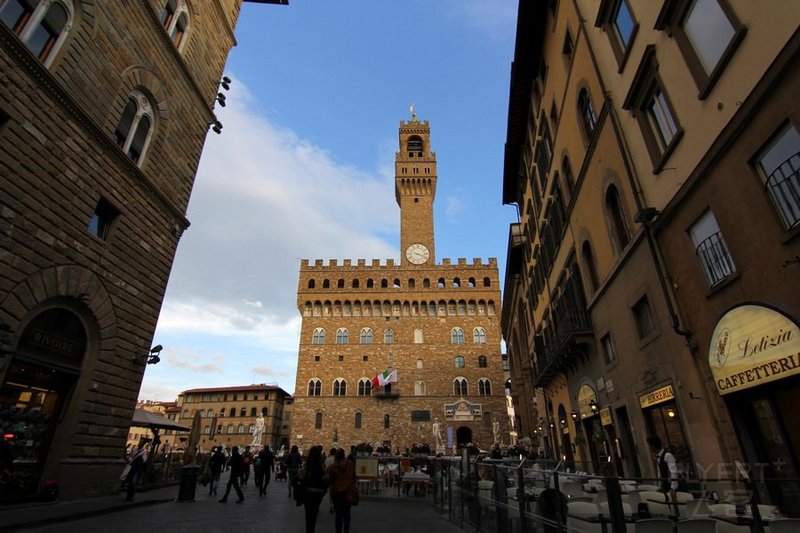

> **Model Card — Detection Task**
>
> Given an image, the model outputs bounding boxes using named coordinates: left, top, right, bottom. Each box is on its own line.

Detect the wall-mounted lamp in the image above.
left=211, top=120, right=223, bottom=134
left=215, top=92, right=227, bottom=107
left=220, top=76, right=231, bottom=91
left=133, top=344, right=162, bottom=365
left=589, top=399, right=598, bottom=413
left=666, top=408, right=676, bottom=419
left=570, top=410, right=579, bottom=421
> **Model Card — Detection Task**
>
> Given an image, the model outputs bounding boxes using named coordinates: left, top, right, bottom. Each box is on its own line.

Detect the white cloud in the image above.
left=144, top=80, right=399, bottom=401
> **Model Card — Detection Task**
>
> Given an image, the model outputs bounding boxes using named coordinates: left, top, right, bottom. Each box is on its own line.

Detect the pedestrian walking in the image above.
left=286, top=444, right=302, bottom=498
left=647, top=436, right=680, bottom=501
left=324, top=447, right=337, bottom=514
left=219, top=445, right=245, bottom=503
left=297, top=445, right=327, bottom=533
left=326, top=448, right=358, bottom=533
left=255, top=445, right=275, bottom=496
left=208, top=446, right=225, bottom=496
left=241, top=445, right=252, bottom=486
left=124, top=438, right=149, bottom=502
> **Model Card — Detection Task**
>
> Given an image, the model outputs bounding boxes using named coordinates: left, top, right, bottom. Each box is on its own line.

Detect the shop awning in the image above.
left=131, top=409, right=190, bottom=432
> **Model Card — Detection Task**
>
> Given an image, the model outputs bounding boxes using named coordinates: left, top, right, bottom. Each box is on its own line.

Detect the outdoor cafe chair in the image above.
left=568, top=500, right=600, bottom=517
left=676, top=518, right=718, bottom=533
left=599, top=500, right=633, bottom=517
left=770, top=518, right=800, bottom=532
left=635, top=518, right=673, bottom=533
left=639, top=491, right=673, bottom=517
left=684, top=498, right=710, bottom=518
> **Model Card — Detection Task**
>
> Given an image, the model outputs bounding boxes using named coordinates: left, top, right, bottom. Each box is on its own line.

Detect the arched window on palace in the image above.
left=0, top=0, right=72, bottom=67
left=312, top=328, right=325, bottom=344
left=333, top=378, right=347, bottom=396
left=478, top=378, right=492, bottom=396
left=453, top=378, right=468, bottom=396
left=360, top=328, right=373, bottom=344
left=358, top=378, right=372, bottom=396
left=335, top=328, right=349, bottom=344
left=113, top=90, right=155, bottom=166
left=308, top=379, right=321, bottom=396
left=473, top=327, right=486, bottom=344
left=451, top=327, right=465, bottom=344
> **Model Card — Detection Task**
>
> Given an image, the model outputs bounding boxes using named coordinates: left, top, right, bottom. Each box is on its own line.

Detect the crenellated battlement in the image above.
left=300, top=257, right=498, bottom=270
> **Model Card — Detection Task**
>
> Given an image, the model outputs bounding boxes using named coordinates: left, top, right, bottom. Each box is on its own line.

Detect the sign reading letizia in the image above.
left=708, top=304, right=800, bottom=395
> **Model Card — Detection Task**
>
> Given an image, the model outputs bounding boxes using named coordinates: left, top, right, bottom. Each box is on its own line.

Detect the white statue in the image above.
left=492, top=416, right=501, bottom=445
left=433, top=418, right=444, bottom=448
left=251, top=413, right=265, bottom=446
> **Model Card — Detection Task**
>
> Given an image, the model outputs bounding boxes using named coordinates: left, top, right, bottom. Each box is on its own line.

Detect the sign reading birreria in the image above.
left=639, top=384, right=675, bottom=408
left=709, top=304, right=800, bottom=395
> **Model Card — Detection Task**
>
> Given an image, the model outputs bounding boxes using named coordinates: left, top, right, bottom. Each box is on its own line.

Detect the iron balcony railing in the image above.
left=765, top=151, right=800, bottom=229
left=695, top=231, right=736, bottom=286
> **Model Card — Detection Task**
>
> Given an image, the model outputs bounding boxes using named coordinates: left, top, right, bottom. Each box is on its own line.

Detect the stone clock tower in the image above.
left=292, top=110, right=506, bottom=457
left=396, top=107, right=436, bottom=266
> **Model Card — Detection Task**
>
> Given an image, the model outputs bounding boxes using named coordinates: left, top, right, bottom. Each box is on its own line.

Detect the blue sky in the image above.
left=139, top=0, right=519, bottom=401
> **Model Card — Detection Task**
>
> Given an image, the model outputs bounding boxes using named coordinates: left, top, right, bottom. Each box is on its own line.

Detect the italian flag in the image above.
left=372, top=369, right=397, bottom=388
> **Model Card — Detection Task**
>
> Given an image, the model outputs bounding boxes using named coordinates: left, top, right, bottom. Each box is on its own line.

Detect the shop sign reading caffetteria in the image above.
left=709, top=304, right=800, bottom=395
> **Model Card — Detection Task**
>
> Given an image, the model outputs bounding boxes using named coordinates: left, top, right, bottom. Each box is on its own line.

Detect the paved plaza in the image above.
left=1, top=473, right=462, bottom=533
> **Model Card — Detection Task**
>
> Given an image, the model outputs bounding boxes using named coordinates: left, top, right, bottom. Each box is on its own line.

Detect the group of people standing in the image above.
left=287, top=444, right=359, bottom=533
left=209, top=444, right=276, bottom=503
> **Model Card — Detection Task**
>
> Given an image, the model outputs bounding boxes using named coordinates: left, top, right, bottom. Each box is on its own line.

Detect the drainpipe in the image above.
left=571, top=0, right=692, bottom=346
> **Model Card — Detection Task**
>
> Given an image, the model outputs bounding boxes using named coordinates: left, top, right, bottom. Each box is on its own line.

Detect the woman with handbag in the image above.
left=326, top=448, right=358, bottom=533
left=297, top=446, right=327, bottom=533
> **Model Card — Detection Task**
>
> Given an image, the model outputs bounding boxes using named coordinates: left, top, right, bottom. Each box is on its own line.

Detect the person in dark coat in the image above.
left=208, top=446, right=226, bottom=496
left=298, top=445, right=327, bottom=533
left=326, top=448, right=357, bottom=533
left=286, top=444, right=303, bottom=497
left=255, top=445, right=275, bottom=496
left=219, top=445, right=245, bottom=503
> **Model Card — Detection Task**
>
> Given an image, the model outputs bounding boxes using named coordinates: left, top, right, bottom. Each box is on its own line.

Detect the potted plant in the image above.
left=375, top=444, right=391, bottom=455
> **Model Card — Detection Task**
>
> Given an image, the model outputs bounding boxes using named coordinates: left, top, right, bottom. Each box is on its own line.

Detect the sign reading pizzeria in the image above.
left=708, top=304, right=800, bottom=395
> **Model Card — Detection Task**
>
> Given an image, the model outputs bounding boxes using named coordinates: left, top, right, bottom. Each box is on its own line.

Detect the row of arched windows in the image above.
left=302, top=299, right=496, bottom=318
left=310, top=326, right=488, bottom=345
left=307, top=377, right=492, bottom=397
left=307, top=276, right=492, bottom=290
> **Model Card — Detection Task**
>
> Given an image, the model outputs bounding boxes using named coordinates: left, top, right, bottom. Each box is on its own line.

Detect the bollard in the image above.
left=177, top=464, right=201, bottom=502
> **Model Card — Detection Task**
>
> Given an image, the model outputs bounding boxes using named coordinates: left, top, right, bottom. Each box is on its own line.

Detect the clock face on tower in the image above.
left=405, top=243, right=430, bottom=265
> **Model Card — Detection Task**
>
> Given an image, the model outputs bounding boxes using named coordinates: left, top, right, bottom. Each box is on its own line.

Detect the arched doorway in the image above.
left=1, top=308, right=86, bottom=499
left=456, top=426, right=473, bottom=448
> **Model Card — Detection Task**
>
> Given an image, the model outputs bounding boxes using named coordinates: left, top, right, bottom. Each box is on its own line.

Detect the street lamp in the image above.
left=133, top=344, right=162, bottom=365
left=589, top=399, right=598, bottom=413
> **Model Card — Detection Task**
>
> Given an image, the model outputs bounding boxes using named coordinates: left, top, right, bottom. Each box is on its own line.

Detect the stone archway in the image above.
left=456, top=426, right=473, bottom=448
